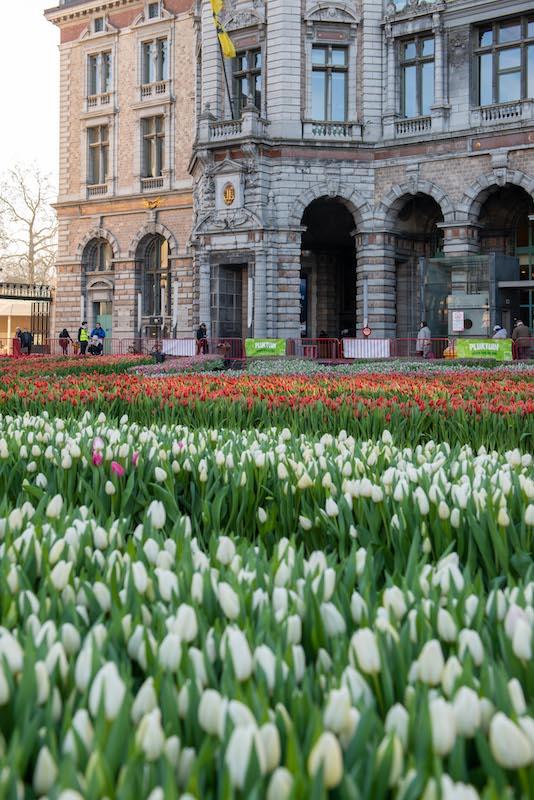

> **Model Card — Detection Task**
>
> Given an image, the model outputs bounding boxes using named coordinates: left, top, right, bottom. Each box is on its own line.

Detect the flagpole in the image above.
left=214, top=14, right=236, bottom=121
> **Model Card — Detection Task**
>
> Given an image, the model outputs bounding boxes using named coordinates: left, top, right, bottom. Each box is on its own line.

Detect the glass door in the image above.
left=93, top=301, right=112, bottom=353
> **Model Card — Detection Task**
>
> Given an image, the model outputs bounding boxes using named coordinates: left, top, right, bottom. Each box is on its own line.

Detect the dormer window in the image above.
left=148, top=2, right=161, bottom=19
left=94, top=17, right=104, bottom=33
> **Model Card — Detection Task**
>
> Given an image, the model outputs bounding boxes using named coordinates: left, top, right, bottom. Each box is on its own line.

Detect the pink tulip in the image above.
left=132, top=451, right=140, bottom=467
left=93, top=437, right=105, bottom=451
left=92, top=451, right=104, bottom=467
left=111, top=461, right=125, bottom=478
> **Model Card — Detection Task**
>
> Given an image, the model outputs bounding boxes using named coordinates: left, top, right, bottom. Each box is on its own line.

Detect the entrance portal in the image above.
left=300, top=200, right=356, bottom=338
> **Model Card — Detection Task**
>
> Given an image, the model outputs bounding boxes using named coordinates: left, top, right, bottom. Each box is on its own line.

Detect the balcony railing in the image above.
left=209, top=119, right=243, bottom=140
left=141, top=81, right=169, bottom=100
left=303, top=120, right=361, bottom=140
left=87, top=92, right=112, bottom=109
left=396, top=116, right=432, bottom=136
left=0, top=283, right=52, bottom=300
left=141, top=176, right=164, bottom=192
left=480, top=101, right=522, bottom=122
left=87, top=183, right=108, bottom=197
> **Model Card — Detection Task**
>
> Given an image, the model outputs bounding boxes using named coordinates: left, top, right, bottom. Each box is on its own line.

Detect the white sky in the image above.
left=0, top=0, right=60, bottom=183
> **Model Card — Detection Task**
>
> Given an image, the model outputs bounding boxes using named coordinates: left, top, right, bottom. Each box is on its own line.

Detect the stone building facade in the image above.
left=45, top=0, right=196, bottom=344
left=48, top=0, right=534, bottom=344
left=192, top=0, right=534, bottom=341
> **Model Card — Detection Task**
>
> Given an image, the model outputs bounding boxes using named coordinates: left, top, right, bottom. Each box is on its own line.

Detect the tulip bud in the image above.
left=323, top=687, right=351, bottom=735
left=266, top=767, right=293, bottom=800
left=452, top=687, right=480, bottom=737
left=225, top=725, right=267, bottom=789
left=50, top=560, right=72, bottom=592
left=512, top=618, right=532, bottom=661
left=350, top=628, right=380, bottom=675
left=216, top=536, right=236, bottom=566
left=489, top=712, right=533, bottom=769
left=429, top=698, right=456, bottom=756
left=159, top=634, right=182, bottom=672
left=308, top=732, right=343, bottom=789
left=227, top=627, right=253, bottom=682
left=147, top=500, right=166, bottom=529
left=88, top=662, right=126, bottom=720
left=437, top=609, right=457, bottom=643
left=320, top=602, right=346, bottom=636
left=377, top=734, right=404, bottom=787
left=508, top=678, right=527, bottom=716
left=33, top=747, right=58, bottom=795
left=46, top=495, right=63, bottom=519
left=136, top=708, right=165, bottom=761
left=218, top=582, right=240, bottom=620
left=35, top=661, right=50, bottom=705
left=385, top=703, right=409, bottom=750
left=259, top=722, right=281, bottom=772
left=417, top=640, right=444, bottom=686
left=458, top=629, right=484, bottom=666
left=198, top=689, right=225, bottom=737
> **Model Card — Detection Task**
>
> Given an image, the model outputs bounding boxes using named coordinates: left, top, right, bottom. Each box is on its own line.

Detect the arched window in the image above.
left=82, top=238, right=113, bottom=272
left=139, top=234, right=171, bottom=316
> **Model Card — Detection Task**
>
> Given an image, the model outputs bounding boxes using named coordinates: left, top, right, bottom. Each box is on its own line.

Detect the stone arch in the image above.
left=76, top=227, right=120, bottom=262
left=87, top=277, right=114, bottom=292
left=457, top=169, right=534, bottom=223
left=289, top=181, right=373, bottom=229
left=129, top=222, right=178, bottom=260
left=304, top=2, right=360, bottom=25
left=377, top=179, right=455, bottom=227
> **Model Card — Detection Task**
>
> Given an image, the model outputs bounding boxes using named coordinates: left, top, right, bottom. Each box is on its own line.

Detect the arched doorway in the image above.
left=478, top=185, right=534, bottom=329
left=390, top=194, right=444, bottom=338
left=81, top=237, right=115, bottom=349
left=135, top=234, right=171, bottom=338
left=300, top=199, right=356, bottom=338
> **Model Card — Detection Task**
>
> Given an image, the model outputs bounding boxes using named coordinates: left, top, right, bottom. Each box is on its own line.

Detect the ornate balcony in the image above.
left=303, top=120, right=362, bottom=141
left=141, top=81, right=169, bottom=100
left=141, top=176, right=164, bottom=192
left=87, top=183, right=108, bottom=198
left=395, top=116, right=432, bottom=137
left=87, top=92, right=112, bottom=110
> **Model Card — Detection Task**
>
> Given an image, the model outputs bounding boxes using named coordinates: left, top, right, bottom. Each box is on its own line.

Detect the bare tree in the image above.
left=0, top=164, right=57, bottom=286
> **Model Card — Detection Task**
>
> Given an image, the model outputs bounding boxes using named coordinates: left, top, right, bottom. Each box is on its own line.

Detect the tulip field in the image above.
left=0, top=357, right=533, bottom=799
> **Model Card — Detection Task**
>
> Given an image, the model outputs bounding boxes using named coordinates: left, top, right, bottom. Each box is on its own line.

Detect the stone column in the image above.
left=430, top=10, right=450, bottom=133
left=198, top=250, right=211, bottom=334
left=254, top=248, right=268, bottom=337
left=355, top=231, right=397, bottom=339
left=274, top=231, right=302, bottom=338
left=382, top=22, right=398, bottom=139
left=440, top=223, right=481, bottom=257
left=113, top=260, right=137, bottom=340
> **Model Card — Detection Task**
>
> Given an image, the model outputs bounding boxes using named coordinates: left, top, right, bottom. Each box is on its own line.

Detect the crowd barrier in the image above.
left=5, top=335, right=534, bottom=362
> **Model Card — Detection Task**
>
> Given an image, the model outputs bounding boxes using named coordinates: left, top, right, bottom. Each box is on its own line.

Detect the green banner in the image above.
left=245, top=338, right=286, bottom=357
left=455, top=339, right=513, bottom=361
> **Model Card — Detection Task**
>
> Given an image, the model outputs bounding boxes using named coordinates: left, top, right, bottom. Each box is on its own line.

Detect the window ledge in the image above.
left=302, top=120, right=362, bottom=142
left=87, top=92, right=113, bottom=111
left=471, top=100, right=533, bottom=125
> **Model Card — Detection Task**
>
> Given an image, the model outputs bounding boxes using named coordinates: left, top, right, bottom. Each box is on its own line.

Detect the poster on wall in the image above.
left=452, top=311, right=465, bottom=332
left=455, top=339, right=512, bottom=361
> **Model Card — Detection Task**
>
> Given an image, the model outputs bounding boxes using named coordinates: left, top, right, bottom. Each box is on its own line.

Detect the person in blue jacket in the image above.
left=90, top=322, right=106, bottom=354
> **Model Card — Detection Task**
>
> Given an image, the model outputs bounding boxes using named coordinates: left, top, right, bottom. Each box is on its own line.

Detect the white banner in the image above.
left=162, top=339, right=196, bottom=356
left=342, top=339, right=391, bottom=359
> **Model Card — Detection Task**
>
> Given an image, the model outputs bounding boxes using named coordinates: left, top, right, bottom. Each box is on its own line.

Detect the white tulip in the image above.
left=228, top=699, right=256, bottom=729
left=154, top=466, right=167, bottom=482
left=0, top=668, right=10, bottom=705
left=259, top=722, right=281, bottom=772
left=218, top=582, right=240, bottom=620
left=147, top=500, right=166, bottom=529
left=88, top=662, right=126, bottom=721
left=453, top=687, right=480, bottom=737
left=173, top=604, right=198, bottom=642
left=437, top=609, right=457, bottom=643
left=266, top=767, right=293, bottom=800
left=92, top=582, right=111, bottom=612
left=512, top=618, right=532, bottom=661
left=136, top=708, right=165, bottom=761
left=325, top=497, right=339, bottom=517
left=292, top=644, right=306, bottom=683
left=350, top=628, right=380, bottom=675
left=286, top=615, right=302, bottom=645
left=429, top=698, right=456, bottom=756
left=377, top=734, right=404, bottom=787
left=61, top=623, right=81, bottom=655
left=198, top=689, right=225, bottom=736
left=159, top=633, right=182, bottom=672
left=132, top=561, right=148, bottom=594
left=50, top=560, right=72, bottom=591
left=254, top=644, right=277, bottom=691
left=458, top=629, right=484, bottom=666
left=227, top=627, right=253, bottom=682
left=320, top=602, right=346, bottom=636
left=350, top=591, right=367, bottom=623
left=508, top=678, right=527, bottom=715
left=324, top=687, right=351, bottom=735
left=225, top=725, right=266, bottom=789
left=525, top=504, right=534, bottom=526
left=418, top=640, right=445, bottom=686
left=33, top=747, right=58, bottom=795
left=35, top=661, right=50, bottom=705
left=147, top=789, right=164, bottom=800
left=0, top=632, right=24, bottom=673
left=216, top=536, right=236, bottom=565
left=308, top=732, right=343, bottom=789
left=489, top=712, right=533, bottom=769
left=383, top=586, right=407, bottom=620
left=132, top=677, right=157, bottom=724
left=46, top=494, right=63, bottom=519
left=385, top=703, right=409, bottom=750
left=441, top=656, right=463, bottom=697
left=155, top=568, right=178, bottom=602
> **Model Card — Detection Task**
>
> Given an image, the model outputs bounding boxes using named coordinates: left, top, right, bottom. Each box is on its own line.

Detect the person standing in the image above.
left=416, top=320, right=432, bottom=358
left=59, top=328, right=73, bottom=355
left=78, top=321, right=89, bottom=356
left=512, top=320, right=531, bottom=359
left=196, top=322, right=208, bottom=355
left=20, top=329, right=33, bottom=355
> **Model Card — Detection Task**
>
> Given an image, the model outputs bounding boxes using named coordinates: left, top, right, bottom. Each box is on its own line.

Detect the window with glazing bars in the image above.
left=233, top=49, right=262, bottom=114
left=87, top=125, right=109, bottom=185
left=142, top=116, right=164, bottom=177
left=88, top=52, right=112, bottom=96
left=476, top=17, right=534, bottom=105
left=400, top=36, right=435, bottom=118
left=311, top=45, right=348, bottom=121
left=142, top=38, right=169, bottom=84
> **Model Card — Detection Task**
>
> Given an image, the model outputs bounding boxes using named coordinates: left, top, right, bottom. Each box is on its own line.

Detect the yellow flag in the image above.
left=210, top=0, right=224, bottom=13
left=218, top=30, right=236, bottom=59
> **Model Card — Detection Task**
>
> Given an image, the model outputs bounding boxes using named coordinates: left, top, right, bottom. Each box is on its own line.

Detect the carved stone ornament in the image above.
left=194, top=206, right=262, bottom=235
left=386, top=0, right=445, bottom=19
